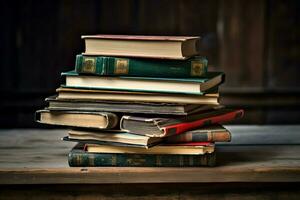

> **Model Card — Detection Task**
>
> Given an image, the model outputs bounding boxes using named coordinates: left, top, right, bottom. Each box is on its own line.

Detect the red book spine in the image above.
left=163, top=109, right=244, bottom=135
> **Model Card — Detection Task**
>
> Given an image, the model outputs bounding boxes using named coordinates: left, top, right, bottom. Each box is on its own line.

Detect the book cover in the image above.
left=56, top=87, right=219, bottom=105
left=82, top=35, right=199, bottom=41
left=61, top=71, right=224, bottom=95
left=120, top=108, right=244, bottom=137
left=85, top=143, right=214, bottom=155
left=35, top=109, right=118, bottom=129
left=62, top=136, right=156, bottom=148
left=63, top=129, right=163, bottom=148
left=81, top=35, right=200, bottom=59
left=68, top=143, right=216, bottom=167
left=75, top=55, right=208, bottom=78
left=165, top=125, right=231, bottom=143
left=46, top=95, right=218, bottom=116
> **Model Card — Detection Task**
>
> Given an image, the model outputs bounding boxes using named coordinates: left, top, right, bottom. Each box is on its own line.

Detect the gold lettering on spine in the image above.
left=111, top=155, right=117, bottom=166
left=191, top=61, right=204, bottom=76
left=76, top=155, right=82, bottom=165
left=114, top=59, right=129, bottom=74
left=89, top=154, right=95, bottom=166
left=82, top=57, right=96, bottom=73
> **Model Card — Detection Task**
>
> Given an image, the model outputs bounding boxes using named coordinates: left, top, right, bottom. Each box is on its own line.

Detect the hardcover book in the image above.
left=35, top=110, right=118, bottom=129
left=165, top=124, right=231, bottom=143
left=85, top=143, right=214, bottom=155
left=61, top=71, right=224, bottom=95
left=68, top=143, right=216, bottom=167
left=56, top=87, right=219, bottom=105
left=64, top=129, right=162, bottom=148
left=46, top=95, right=219, bottom=116
left=75, top=54, right=208, bottom=78
left=82, top=35, right=200, bottom=60
left=120, top=108, right=244, bottom=137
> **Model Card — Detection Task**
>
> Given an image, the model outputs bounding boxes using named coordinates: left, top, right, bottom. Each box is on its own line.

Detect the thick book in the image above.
left=61, top=71, right=224, bottom=95
left=85, top=143, right=214, bottom=155
left=35, top=110, right=118, bottom=129
left=75, top=54, right=208, bottom=78
left=82, top=35, right=200, bottom=60
left=121, top=108, right=244, bottom=137
left=56, top=87, right=219, bottom=105
left=64, top=129, right=162, bottom=148
left=68, top=143, right=216, bottom=167
left=46, top=95, right=218, bottom=116
left=165, top=125, right=231, bottom=143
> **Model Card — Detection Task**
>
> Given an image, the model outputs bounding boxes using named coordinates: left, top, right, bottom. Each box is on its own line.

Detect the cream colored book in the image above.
left=68, top=129, right=162, bottom=147
left=82, top=35, right=200, bottom=60
left=86, top=143, right=215, bottom=155
left=61, top=71, right=224, bottom=95
left=56, top=87, right=219, bottom=105
left=35, top=110, right=118, bottom=129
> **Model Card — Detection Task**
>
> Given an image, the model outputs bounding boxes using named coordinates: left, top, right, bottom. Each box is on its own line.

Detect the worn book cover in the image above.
left=46, top=95, right=218, bottom=116
left=63, top=129, right=162, bottom=148
left=165, top=125, right=231, bottom=143
left=75, top=54, right=208, bottom=77
left=35, top=109, right=118, bottom=129
left=68, top=143, right=216, bottom=167
left=85, top=143, right=214, bottom=155
left=121, top=108, right=244, bottom=137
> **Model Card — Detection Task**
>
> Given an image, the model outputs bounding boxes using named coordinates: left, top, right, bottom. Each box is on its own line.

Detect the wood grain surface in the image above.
left=0, top=126, right=300, bottom=184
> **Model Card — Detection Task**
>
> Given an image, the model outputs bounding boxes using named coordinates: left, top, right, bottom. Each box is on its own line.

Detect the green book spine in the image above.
left=75, top=55, right=208, bottom=78
left=68, top=144, right=216, bottom=167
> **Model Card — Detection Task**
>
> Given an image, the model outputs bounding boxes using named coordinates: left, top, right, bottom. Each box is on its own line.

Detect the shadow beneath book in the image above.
left=215, top=145, right=279, bottom=166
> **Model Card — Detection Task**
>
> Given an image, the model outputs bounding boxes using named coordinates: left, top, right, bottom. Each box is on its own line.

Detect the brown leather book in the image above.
left=165, top=124, right=231, bottom=143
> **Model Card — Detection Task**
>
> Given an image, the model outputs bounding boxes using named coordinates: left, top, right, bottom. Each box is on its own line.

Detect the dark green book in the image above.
left=75, top=55, right=208, bottom=78
left=68, top=143, right=216, bottom=167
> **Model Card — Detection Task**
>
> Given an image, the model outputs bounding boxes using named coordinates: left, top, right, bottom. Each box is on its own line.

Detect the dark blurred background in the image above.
left=0, top=0, right=300, bottom=127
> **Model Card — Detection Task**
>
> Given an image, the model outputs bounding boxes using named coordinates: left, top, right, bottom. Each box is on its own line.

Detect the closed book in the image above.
left=68, top=143, right=216, bottom=167
left=64, top=129, right=162, bottom=148
left=56, top=87, right=219, bottom=105
left=82, top=35, right=200, bottom=60
left=121, top=108, right=244, bottom=137
left=61, top=71, right=224, bottom=95
left=35, top=110, right=118, bottom=129
left=75, top=54, right=207, bottom=78
left=46, top=95, right=218, bottom=116
left=85, top=143, right=214, bottom=155
left=165, top=125, right=231, bottom=143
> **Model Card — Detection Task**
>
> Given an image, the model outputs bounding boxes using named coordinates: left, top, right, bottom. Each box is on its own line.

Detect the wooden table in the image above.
left=0, top=126, right=300, bottom=199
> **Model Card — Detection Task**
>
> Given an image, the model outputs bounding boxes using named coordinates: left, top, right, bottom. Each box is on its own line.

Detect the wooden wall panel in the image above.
left=267, top=0, right=300, bottom=89
left=218, top=0, right=265, bottom=88
left=0, top=1, right=19, bottom=91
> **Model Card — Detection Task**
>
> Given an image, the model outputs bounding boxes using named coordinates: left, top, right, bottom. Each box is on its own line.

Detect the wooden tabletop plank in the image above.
left=0, top=126, right=300, bottom=184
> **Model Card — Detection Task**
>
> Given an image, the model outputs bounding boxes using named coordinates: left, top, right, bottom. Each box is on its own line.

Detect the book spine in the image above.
left=165, top=131, right=231, bottom=143
left=68, top=151, right=216, bottom=167
left=103, top=112, right=119, bottom=129
left=75, top=55, right=208, bottom=77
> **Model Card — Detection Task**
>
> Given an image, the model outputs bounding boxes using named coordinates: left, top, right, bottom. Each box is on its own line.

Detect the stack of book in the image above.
left=36, top=35, right=244, bottom=167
